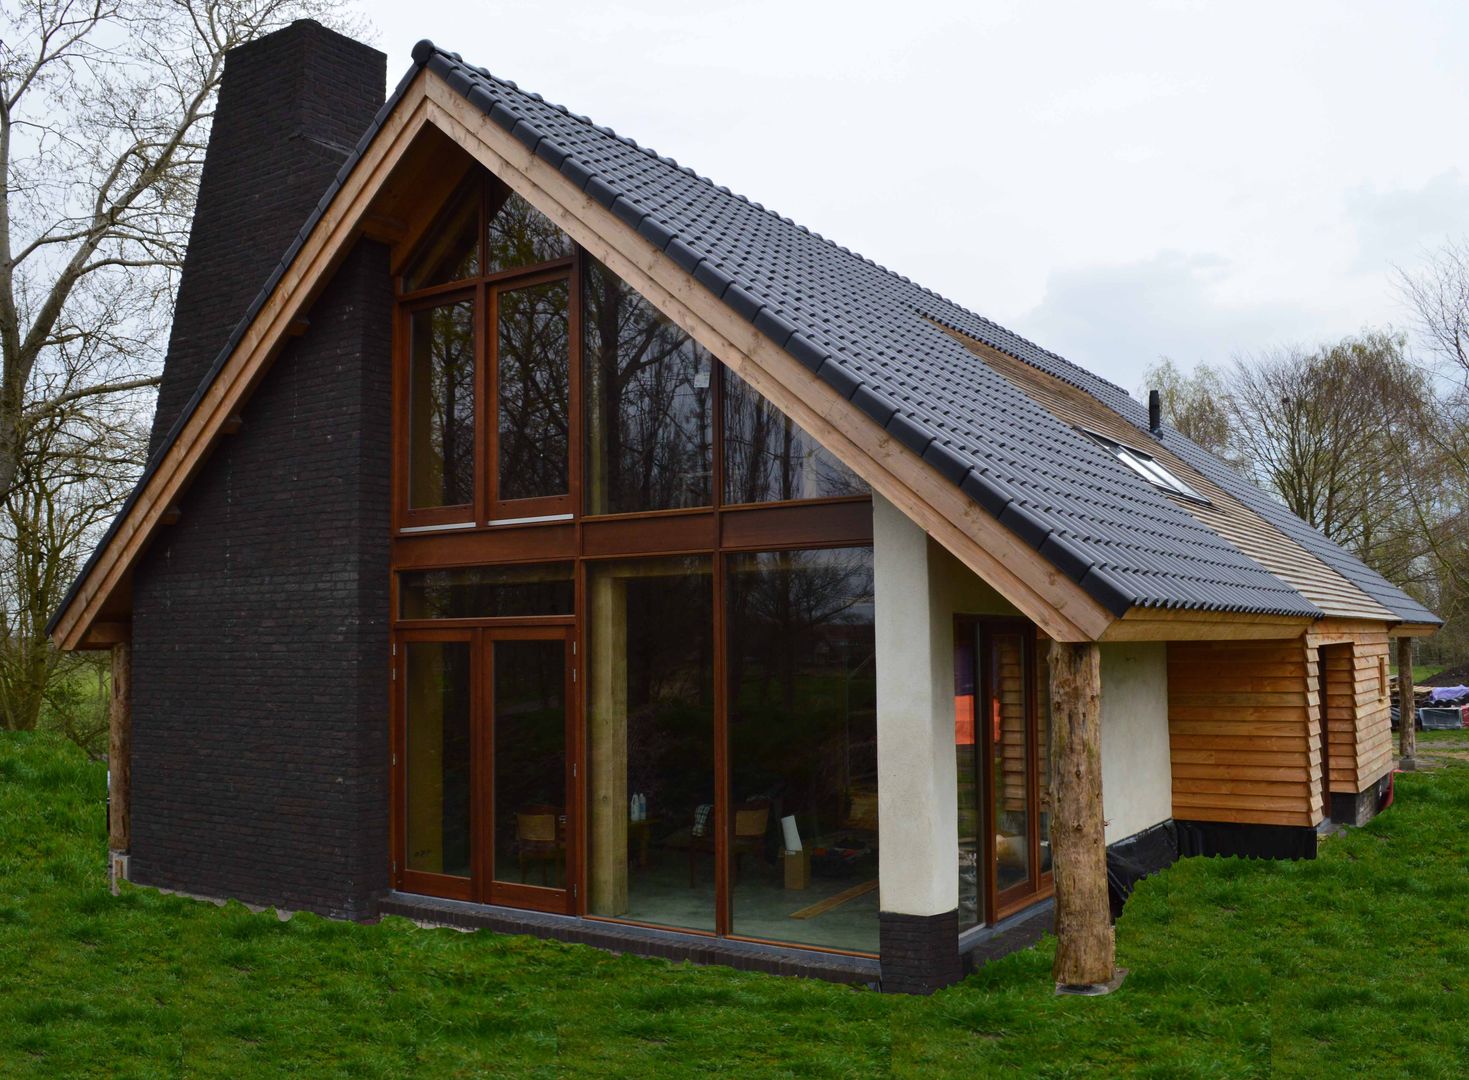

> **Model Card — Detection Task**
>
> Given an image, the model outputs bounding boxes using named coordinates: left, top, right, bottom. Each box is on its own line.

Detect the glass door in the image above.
left=988, top=628, right=1036, bottom=914
left=956, top=618, right=1053, bottom=925
left=484, top=627, right=576, bottom=912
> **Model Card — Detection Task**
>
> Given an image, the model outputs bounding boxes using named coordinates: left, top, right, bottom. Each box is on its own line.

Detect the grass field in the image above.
left=3, top=731, right=1469, bottom=1078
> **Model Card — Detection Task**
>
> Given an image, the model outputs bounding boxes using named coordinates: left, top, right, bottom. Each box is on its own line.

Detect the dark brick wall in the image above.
left=880, top=909, right=962, bottom=994
left=129, top=239, right=393, bottom=918
left=149, top=19, right=385, bottom=455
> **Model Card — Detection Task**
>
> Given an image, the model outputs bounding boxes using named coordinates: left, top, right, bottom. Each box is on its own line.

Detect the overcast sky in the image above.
left=358, top=0, right=1469, bottom=395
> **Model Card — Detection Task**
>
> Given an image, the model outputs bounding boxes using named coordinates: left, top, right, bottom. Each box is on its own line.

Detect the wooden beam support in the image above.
left=1397, top=635, right=1416, bottom=769
left=1048, top=639, right=1117, bottom=993
left=422, top=80, right=1114, bottom=642
left=81, top=621, right=130, bottom=649
left=159, top=506, right=182, bottom=526
left=49, top=82, right=434, bottom=651
left=1101, top=608, right=1313, bottom=642
left=286, top=317, right=311, bottom=337
left=108, top=641, right=132, bottom=854
left=359, top=212, right=407, bottom=243
left=221, top=414, right=245, bottom=435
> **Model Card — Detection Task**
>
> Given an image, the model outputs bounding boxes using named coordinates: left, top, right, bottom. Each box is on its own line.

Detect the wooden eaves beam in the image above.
left=49, top=76, right=436, bottom=652
left=420, top=77, right=1116, bottom=643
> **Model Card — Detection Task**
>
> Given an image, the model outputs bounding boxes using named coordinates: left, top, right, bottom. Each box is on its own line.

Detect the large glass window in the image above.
left=403, top=181, right=480, bottom=291
left=486, top=186, right=574, bottom=274
left=497, top=279, right=571, bottom=504
left=407, top=301, right=475, bottom=510
left=491, top=637, right=569, bottom=889
left=586, top=557, right=715, bottom=931
left=404, top=641, right=472, bottom=878
left=399, top=563, right=574, bottom=619
left=726, top=547, right=878, bottom=953
left=583, top=258, right=713, bottom=515
left=723, top=368, right=868, bottom=505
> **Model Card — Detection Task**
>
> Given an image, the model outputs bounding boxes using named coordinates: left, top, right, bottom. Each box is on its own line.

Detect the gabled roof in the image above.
left=415, top=43, right=1431, bottom=624
left=49, top=39, right=1439, bottom=647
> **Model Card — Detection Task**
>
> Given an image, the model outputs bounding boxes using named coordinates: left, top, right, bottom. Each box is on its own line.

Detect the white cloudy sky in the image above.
left=356, top=0, right=1469, bottom=394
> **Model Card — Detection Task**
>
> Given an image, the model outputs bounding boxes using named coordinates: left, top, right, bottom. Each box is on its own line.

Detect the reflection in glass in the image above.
left=955, top=632, right=982, bottom=930
left=408, top=301, right=475, bottom=510
left=403, top=181, right=480, bottom=291
left=723, top=368, right=868, bottom=505
left=492, top=639, right=567, bottom=888
left=727, top=547, right=878, bottom=953
left=586, top=558, right=715, bottom=931
left=404, top=642, right=471, bottom=877
left=498, top=279, right=570, bottom=502
left=400, top=563, right=575, bottom=620
left=991, top=632, right=1030, bottom=896
left=583, top=258, right=713, bottom=514
left=486, top=184, right=574, bottom=274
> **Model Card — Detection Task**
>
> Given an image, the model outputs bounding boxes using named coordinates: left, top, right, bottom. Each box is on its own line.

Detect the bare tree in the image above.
left=0, top=0, right=365, bottom=511
left=1226, top=332, right=1437, bottom=587
left=0, top=0, right=364, bottom=738
left=1139, top=357, right=1237, bottom=464
left=0, top=376, right=144, bottom=734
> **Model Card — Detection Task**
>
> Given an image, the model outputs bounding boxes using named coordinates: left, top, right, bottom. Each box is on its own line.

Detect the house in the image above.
left=50, top=21, right=1439, bottom=995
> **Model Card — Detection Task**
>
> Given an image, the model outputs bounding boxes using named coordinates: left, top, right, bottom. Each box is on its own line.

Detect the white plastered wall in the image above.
left=1098, top=643, right=1172, bottom=844
left=873, top=494, right=1021, bottom=917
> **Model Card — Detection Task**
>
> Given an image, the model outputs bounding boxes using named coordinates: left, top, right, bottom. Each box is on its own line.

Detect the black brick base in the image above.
left=879, top=909, right=962, bottom=994
left=1330, top=771, right=1394, bottom=827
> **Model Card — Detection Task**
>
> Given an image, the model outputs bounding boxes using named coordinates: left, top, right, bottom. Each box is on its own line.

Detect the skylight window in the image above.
left=1080, top=429, right=1208, bottom=504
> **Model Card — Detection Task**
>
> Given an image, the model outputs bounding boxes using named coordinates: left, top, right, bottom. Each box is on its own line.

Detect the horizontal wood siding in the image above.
left=1315, top=631, right=1392, bottom=793
left=1168, top=640, right=1322, bottom=827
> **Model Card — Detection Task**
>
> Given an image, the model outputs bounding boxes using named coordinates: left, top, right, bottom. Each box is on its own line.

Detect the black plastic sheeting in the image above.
left=1105, top=820, right=1179, bottom=920
left=1175, top=819, right=1318, bottom=861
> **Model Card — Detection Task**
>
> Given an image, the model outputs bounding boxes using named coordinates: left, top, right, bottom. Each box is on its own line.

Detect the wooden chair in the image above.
left=515, top=804, right=565, bottom=886
left=688, top=800, right=771, bottom=886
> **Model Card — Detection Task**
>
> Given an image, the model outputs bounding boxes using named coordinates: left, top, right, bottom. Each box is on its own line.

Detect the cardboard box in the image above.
left=783, top=848, right=811, bottom=890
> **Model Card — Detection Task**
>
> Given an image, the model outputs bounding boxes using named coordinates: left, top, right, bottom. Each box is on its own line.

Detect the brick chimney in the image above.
left=149, top=20, right=386, bottom=454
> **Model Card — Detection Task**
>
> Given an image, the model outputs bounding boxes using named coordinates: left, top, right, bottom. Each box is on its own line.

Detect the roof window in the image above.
left=1080, top=429, right=1208, bottom=504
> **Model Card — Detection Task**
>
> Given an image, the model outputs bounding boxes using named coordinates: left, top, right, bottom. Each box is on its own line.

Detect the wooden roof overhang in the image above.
left=50, top=67, right=1345, bottom=651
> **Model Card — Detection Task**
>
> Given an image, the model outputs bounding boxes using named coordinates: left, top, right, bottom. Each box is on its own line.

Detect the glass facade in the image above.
left=586, top=557, right=715, bottom=931
left=393, top=167, right=894, bottom=954
left=583, top=257, right=714, bottom=515
left=400, top=563, right=574, bottom=620
left=497, top=279, right=571, bottom=502
left=407, top=301, right=475, bottom=510
left=723, top=367, right=868, bottom=505
left=726, top=547, right=878, bottom=953
left=403, top=641, right=471, bottom=878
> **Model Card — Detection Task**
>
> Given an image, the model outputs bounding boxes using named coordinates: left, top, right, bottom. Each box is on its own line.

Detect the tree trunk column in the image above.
left=1048, top=639, right=1117, bottom=993
left=108, top=641, right=132, bottom=892
left=1397, top=636, right=1416, bottom=769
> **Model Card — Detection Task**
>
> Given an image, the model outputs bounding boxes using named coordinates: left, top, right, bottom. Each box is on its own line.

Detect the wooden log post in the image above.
left=1397, top=635, right=1416, bottom=769
left=1048, top=639, right=1117, bottom=993
left=108, top=641, right=132, bottom=857
left=587, top=571, right=629, bottom=916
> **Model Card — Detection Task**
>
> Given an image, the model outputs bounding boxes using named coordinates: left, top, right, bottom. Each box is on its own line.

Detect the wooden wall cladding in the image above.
left=1167, top=639, right=1323, bottom=827
left=1316, top=632, right=1392, bottom=794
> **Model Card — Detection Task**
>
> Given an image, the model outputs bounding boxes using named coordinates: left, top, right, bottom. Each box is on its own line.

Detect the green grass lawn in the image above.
left=4, top=732, right=1469, bottom=1078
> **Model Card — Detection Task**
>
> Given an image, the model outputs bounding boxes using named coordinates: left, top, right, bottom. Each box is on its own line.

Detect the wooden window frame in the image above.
left=389, top=170, right=881, bottom=958
left=392, top=623, right=579, bottom=914
left=955, top=615, right=1055, bottom=927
